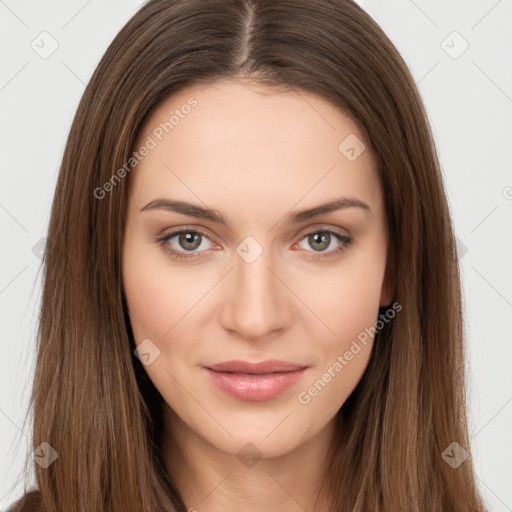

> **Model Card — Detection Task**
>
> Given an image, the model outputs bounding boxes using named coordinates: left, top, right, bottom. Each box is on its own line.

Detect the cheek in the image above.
left=122, top=240, right=202, bottom=342
left=297, top=344, right=372, bottom=421
left=123, top=265, right=172, bottom=342
left=296, top=277, right=381, bottom=416
left=122, top=248, right=199, bottom=395
left=295, top=253, right=385, bottom=405
left=333, top=275, right=382, bottom=339
left=123, top=241, right=183, bottom=343
left=302, top=260, right=385, bottom=342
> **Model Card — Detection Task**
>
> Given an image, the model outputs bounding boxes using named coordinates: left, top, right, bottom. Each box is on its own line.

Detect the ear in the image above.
left=379, top=261, right=394, bottom=307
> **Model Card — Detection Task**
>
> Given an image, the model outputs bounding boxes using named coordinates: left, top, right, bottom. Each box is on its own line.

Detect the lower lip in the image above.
left=204, top=367, right=307, bottom=401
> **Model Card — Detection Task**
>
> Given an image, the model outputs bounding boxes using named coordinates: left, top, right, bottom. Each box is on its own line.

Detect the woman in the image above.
left=7, top=0, right=487, bottom=510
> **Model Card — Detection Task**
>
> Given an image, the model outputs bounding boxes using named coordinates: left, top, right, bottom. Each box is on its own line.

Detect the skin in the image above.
left=122, top=79, right=392, bottom=512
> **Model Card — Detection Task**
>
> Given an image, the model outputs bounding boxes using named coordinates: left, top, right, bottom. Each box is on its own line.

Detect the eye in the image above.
left=155, top=228, right=216, bottom=261
left=155, top=226, right=354, bottom=261
left=295, top=228, right=354, bottom=259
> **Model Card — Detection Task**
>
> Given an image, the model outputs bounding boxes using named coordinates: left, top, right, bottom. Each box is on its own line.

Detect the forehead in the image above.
left=128, top=79, right=382, bottom=216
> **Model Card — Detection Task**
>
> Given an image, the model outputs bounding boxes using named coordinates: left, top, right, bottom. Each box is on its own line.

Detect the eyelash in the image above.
left=155, top=227, right=354, bottom=261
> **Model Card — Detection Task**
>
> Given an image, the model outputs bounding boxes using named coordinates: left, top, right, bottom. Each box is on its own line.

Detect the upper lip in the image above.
left=205, top=359, right=307, bottom=374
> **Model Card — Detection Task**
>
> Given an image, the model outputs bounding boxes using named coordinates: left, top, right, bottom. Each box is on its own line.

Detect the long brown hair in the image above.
left=10, top=0, right=486, bottom=510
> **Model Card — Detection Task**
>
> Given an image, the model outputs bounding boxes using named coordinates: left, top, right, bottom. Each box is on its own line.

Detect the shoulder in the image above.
left=6, top=490, right=41, bottom=512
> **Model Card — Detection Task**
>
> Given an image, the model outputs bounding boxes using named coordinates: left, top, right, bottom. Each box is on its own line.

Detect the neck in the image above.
left=162, top=407, right=337, bottom=512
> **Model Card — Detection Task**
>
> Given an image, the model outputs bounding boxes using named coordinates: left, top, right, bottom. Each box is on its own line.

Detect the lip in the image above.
left=204, top=359, right=308, bottom=401
left=207, top=359, right=306, bottom=374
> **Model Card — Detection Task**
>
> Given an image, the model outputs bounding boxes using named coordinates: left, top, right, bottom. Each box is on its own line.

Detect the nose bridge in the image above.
left=220, top=237, right=288, bottom=339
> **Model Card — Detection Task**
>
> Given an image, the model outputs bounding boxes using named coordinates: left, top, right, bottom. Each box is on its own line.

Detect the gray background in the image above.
left=1, top=0, right=511, bottom=510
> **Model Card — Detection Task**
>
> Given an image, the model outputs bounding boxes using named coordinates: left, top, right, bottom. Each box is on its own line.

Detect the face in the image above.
left=122, top=79, right=392, bottom=460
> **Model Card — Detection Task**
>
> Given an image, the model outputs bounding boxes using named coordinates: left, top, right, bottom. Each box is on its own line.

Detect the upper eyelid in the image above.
left=161, top=223, right=350, bottom=236
left=160, top=224, right=351, bottom=248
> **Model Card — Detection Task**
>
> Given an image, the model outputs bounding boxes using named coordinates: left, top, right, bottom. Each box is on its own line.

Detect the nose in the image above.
left=219, top=247, right=290, bottom=342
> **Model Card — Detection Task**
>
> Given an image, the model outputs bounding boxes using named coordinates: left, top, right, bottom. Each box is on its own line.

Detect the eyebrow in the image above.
left=140, top=197, right=371, bottom=225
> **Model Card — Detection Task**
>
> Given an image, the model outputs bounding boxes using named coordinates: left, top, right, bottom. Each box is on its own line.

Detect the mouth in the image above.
left=204, top=360, right=308, bottom=401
